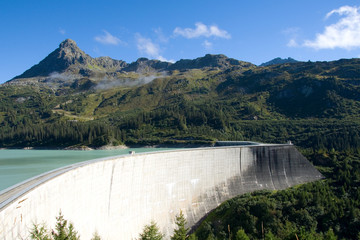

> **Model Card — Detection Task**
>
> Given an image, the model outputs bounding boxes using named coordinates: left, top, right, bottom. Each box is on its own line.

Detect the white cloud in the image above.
left=136, top=34, right=173, bottom=62
left=154, top=28, right=169, bottom=43
left=173, top=22, right=231, bottom=39
left=157, top=56, right=175, bottom=63
left=304, top=5, right=360, bottom=49
left=59, top=28, right=66, bottom=35
left=94, top=30, right=123, bottom=45
left=136, top=35, right=160, bottom=57
left=283, top=27, right=301, bottom=48
left=287, top=39, right=299, bottom=47
left=202, top=40, right=213, bottom=50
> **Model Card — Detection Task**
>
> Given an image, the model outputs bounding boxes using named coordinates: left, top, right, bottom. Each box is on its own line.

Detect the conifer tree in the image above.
left=52, top=211, right=79, bottom=240
left=171, top=210, right=189, bottom=240
left=30, top=224, right=51, bottom=240
left=139, top=221, right=163, bottom=240
left=235, top=229, right=250, bottom=240
left=29, top=211, right=79, bottom=240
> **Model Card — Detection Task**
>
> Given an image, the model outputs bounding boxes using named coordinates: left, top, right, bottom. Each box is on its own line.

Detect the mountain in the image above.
left=8, top=39, right=254, bottom=88
left=1, top=39, right=360, bottom=150
left=169, top=54, right=254, bottom=70
left=122, top=58, right=172, bottom=72
left=260, top=57, right=299, bottom=66
left=14, top=39, right=95, bottom=78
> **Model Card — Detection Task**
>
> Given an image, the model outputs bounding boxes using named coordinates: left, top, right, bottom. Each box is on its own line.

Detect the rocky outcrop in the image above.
left=13, top=39, right=94, bottom=79
left=122, top=58, right=172, bottom=73
left=169, top=54, right=254, bottom=70
left=260, top=57, right=299, bottom=67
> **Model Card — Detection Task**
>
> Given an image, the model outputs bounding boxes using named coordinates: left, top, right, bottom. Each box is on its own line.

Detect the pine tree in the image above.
left=30, top=224, right=51, bottom=240
left=29, top=212, right=79, bottom=240
left=235, top=229, right=250, bottom=240
left=265, top=231, right=280, bottom=240
left=139, top=221, right=163, bottom=240
left=91, top=231, right=102, bottom=240
left=52, top=211, right=80, bottom=240
left=324, top=228, right=337, bottom=240
left=171, top=210, right=189, bottom=240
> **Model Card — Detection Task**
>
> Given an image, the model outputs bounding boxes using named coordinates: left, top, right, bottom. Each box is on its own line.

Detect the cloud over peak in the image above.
left=173, top=22, right=231, bottom=39
left=95, top=30, right=123, bottom=45
left=136, top=34, right=160, bottom=57
left=304, top=5, right=360, bottom=50
left=136, top=34, right=174, bottom=62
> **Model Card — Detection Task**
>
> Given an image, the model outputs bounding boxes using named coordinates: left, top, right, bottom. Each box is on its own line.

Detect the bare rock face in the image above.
left=122, top=58, right=172, bottom=73
left=260, top=57, right=299, bottom=67
left=169, top=54, right=255, bottom=70
left=13, top=39, right=93, bottom=79
left=57, top=39, right=90, bottom=65
left=95, top=56, right=127, bottom=70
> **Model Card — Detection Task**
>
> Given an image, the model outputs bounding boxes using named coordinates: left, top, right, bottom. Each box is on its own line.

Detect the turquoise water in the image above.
left=0, top=148, right=173, bottom=191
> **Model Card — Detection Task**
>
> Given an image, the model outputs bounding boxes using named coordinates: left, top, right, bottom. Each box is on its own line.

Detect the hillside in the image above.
left=1, top=39, right=360, bottom=149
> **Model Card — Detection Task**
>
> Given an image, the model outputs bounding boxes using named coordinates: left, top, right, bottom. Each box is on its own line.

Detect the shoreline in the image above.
left=0, top=143, right=213, bottom=151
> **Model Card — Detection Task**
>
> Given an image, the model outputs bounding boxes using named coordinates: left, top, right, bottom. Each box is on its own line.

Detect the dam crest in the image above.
left=0, top=144, right=323, bottom=239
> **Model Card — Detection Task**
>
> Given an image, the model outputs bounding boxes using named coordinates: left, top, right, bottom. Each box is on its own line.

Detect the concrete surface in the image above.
left=0, top=145, right=323, bottom=239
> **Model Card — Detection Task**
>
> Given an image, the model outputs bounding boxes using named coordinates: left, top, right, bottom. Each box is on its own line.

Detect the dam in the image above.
left=0, top=144, right=323, bottom=239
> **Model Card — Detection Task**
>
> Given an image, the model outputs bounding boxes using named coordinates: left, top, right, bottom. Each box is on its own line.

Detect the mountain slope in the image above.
left=7, top=39, right=255, bottom=89
left=1, top=39, right=360, bottom=148
left=13, top=39, right=95, bottom=78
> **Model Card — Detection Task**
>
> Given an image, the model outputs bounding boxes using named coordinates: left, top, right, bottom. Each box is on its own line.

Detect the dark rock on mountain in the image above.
left=122, top=58, right=172, bottom=73
left=70, top=78, right=96, bottom=91
left=260, top=57, right=299, bottom=67
left=95, top=56, right=127, bottom=70
left=170, top=54, right=254, bottom=70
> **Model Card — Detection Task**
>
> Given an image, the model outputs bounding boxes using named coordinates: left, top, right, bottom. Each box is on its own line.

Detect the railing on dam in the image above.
left=0, top=145, right=323, bottom=240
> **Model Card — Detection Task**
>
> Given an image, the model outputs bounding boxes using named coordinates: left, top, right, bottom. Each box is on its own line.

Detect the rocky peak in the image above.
left=136, top=58, right=149, bottom=62
left=260, top=57, right=299, bottom=67
left=57, top=39, right=90, bottom=65
left=12, top=39, right=92, bottom=79
left=95, top=56, right=127, bottom=69
left=59, top=38, right=77, bottom=49
left=122, top=58, right=172, bottom=73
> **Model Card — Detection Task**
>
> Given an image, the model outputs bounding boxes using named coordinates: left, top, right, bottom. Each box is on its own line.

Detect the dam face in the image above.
left=0, top=145, right=322, bottom=239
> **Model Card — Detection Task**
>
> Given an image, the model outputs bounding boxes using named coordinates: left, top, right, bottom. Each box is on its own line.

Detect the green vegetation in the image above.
left=139, top=221, right=163, bottom=240
left=2, top=58, right=360, bottom=149
left=191, top=150, right=360, bottom=240
left=171, top=211, right=189, bottom=240
left=30, top=211, right=80, bottom=240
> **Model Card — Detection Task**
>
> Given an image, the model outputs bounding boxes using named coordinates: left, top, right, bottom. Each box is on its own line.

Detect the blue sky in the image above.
left=1, top=0, right=360, bottom=83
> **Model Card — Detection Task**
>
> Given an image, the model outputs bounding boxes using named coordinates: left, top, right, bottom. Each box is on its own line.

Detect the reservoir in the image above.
left=0, top=148, right=173, bottom=191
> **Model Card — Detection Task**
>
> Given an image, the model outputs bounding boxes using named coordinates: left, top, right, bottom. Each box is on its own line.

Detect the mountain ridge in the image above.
left=260, top=57, right=299, bottom=67
left=9, top=39, right=255, bottom=86
left=1, top=38, right=360, bottom=149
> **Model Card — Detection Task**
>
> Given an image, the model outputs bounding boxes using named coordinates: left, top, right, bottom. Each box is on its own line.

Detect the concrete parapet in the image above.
left=0, top=145, right=323, bottom=239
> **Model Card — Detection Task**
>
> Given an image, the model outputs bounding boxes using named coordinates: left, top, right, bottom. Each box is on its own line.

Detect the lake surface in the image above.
left=0, top=148, right=174, bottom=192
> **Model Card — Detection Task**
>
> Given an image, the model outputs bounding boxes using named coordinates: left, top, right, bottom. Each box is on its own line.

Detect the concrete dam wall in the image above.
left=0, top=145, right=322, bottom=239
